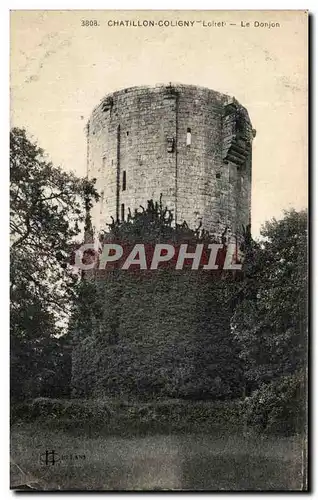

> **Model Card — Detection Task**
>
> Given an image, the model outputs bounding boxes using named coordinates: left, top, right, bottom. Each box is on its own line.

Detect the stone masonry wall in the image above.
left=87, top=84, right=254, bottom=240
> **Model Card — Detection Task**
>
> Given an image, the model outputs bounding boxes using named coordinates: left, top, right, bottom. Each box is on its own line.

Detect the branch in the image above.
left=11, top=217, right=31, bottom=249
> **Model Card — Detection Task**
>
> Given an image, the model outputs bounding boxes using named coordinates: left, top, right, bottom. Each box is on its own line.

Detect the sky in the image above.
left=10, top=10, right=308, bottom=236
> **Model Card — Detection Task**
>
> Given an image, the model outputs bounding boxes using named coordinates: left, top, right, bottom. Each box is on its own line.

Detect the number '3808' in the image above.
left=81, top=20, right=100, bottom=27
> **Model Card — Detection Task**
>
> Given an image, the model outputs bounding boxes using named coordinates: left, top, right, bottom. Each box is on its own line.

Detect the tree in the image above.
left=233, top=209, right=307, bottom=388
left=10, top=127, right=99, bottom=400
left=233, top=209, right=307, bottom=435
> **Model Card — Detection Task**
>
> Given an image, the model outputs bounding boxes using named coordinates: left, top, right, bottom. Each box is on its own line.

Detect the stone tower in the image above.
left=86, top=84, right=254, bottom=239
left=73, top=84, right=255, bottom=399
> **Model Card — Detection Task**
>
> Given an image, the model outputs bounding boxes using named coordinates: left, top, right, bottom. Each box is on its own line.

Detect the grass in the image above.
left=10, top=421, right=305, bottom=491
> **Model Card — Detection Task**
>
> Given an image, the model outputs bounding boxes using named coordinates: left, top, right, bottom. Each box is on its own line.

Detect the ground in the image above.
left=10, top=423, right=305, bottom=491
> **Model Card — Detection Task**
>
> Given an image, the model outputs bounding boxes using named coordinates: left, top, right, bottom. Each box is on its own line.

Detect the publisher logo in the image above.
left=40, top=450, right=59, bottom=466
left=39, top=450, right=86, bottom=466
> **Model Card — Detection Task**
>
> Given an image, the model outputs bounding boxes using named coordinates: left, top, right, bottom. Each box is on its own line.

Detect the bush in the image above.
left=11, top=397, right=242, bottom=435
left=241, top=372, right=306, bottom=436
left=11, top=397, right=113, bottom=427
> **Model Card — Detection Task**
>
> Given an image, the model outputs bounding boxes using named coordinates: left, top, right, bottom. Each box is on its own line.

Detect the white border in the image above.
left=2, top=1, right=315, bottom=499
left=3, top=1, right=314, bottom=10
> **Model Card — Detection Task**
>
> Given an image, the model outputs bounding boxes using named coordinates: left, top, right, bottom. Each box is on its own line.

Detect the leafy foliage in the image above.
left=233, top=209, right=307, bottom=388
left=241, top=372, right=305, bottom=436
left=10, top=129, right=307, bottom=438
left=11, top=397, right=241, bottom=435
left=71, top=200, right=243, bottom=400
left=233, top=209, right=307, bottom=435
left=10, top=128, right=98, bottom=400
